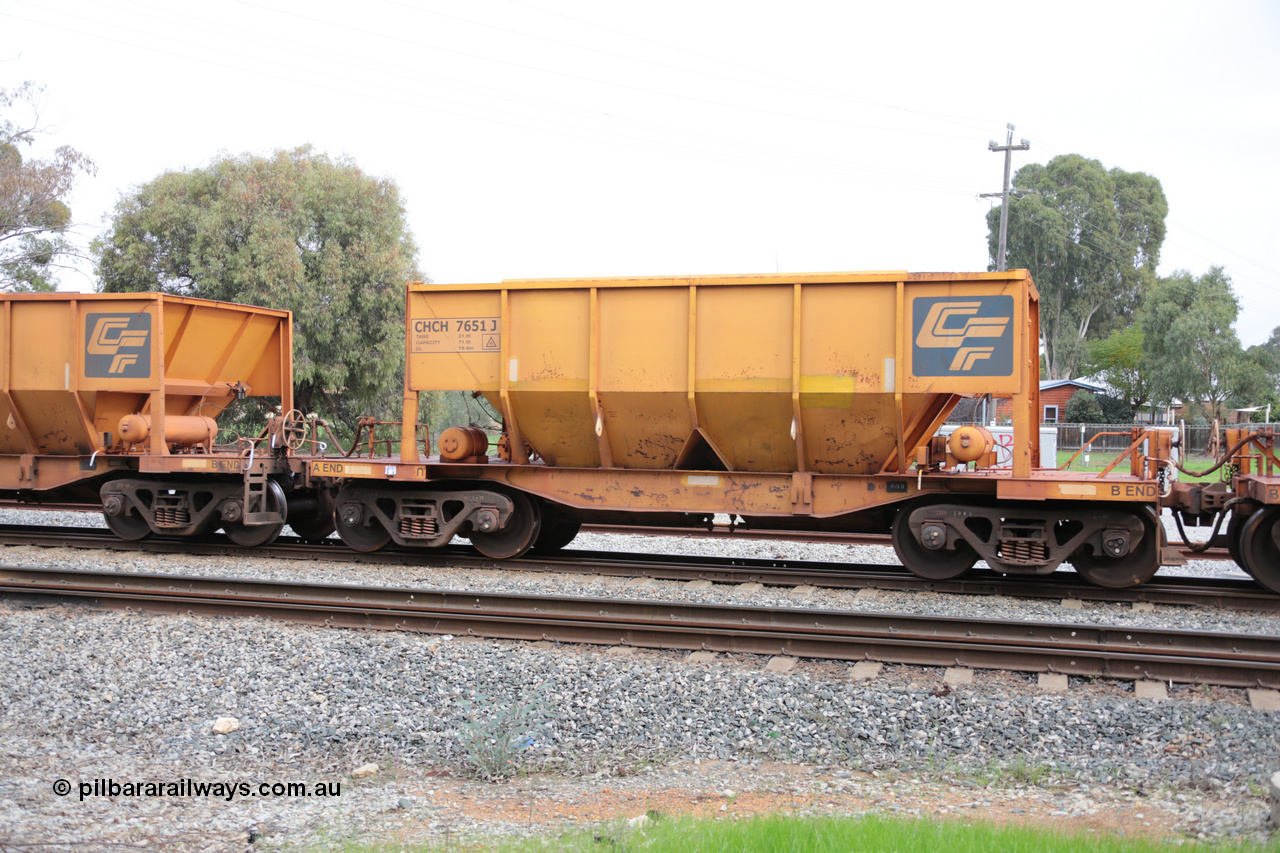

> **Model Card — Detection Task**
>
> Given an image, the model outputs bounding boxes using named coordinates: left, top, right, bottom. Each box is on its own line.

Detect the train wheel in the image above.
left=532, top=503, right=581, bottom=552
left=1225, top=509, right=1248, bottom=570
left=223, top=480, right=287, bottom=547
left=1070, top=507, right=1160, bottom=588
left=288, top=491, right=338, bottom=543
left=470, top=491, right=541, bottom=559
left=1239, top=506, right=1280, bottom=593
left=334, top=499, right=393, bottom=552
left=290, top=512, right=337, bottom=543
left=891, top=505, right=978, bottom=580
left=103, top=509, right=153, bottom=541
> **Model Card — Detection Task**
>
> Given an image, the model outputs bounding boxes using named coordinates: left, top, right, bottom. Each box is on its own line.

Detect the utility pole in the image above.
left=980, top=124, right=1031, bottom=272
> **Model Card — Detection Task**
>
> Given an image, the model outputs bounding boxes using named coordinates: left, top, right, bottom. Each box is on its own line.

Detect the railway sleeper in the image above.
left=899, top=501, right=1152, bottom=578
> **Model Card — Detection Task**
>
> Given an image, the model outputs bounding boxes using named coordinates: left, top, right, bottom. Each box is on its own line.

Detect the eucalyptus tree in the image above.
left=93, top=146, right=423, bottom=427
left=1141, top=267, right=1262, bottom=423
left=0, top=82, right=96, bottom=291
left=987, top=154, right=1167, bottom=379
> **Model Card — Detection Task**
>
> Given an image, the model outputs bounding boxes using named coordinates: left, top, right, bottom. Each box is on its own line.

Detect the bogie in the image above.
left=333, top=485, right=543, bottom=559
left=891, top=498, right=1161, bottom=588
left=100, top=478, right=286, bottom=545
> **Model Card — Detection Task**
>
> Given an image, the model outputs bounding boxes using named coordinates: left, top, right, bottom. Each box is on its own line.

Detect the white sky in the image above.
left=3, top=0, right=1279, bottom=344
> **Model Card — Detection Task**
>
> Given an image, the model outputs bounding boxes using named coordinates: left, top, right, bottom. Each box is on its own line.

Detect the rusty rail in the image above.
left=3, top=566, right=1278, bottom=688
left=0, top=524, right=1268, bottom=611
left=578, top=523, right=1233, bottom=562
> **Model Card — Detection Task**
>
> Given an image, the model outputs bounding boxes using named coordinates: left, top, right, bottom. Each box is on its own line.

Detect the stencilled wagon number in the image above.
left=410, top=317, right=501, bottom=353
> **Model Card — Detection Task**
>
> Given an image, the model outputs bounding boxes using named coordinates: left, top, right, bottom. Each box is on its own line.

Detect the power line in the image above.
left=4, top=0, right=989, bottom=197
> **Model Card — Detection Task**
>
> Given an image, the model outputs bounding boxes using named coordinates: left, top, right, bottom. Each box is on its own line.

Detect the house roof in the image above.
left=1040, top=378, right=1106, bottom=393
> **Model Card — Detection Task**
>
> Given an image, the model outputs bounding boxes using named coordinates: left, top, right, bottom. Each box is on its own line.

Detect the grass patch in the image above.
left=505, top=814, right=1278, bottom=852
left=339, top=813, right=1279, bottom=853
left=455, top=691, right=555, bottom=782
left=1055, top=450, right=1225, bottom=484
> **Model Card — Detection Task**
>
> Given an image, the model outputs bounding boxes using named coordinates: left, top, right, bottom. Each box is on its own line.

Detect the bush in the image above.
left=1063, top=390, right=1104, bottom=423
left=456, top=692, right=554, bottom=781
left=1062, top=390, right=1134, bottom=424
left=1097, top=393, right=1134, bottom=424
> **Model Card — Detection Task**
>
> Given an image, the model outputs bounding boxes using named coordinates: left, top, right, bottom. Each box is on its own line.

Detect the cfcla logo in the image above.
left=85, top=313, right=152, bottom=378
left=88, top=318, right=149, bottom=373
left=911, top=296, right=1014, bottom=377
left=914, top=302, right=1010, bottom=370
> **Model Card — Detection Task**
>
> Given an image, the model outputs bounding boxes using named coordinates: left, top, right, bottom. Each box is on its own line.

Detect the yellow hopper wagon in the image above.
left=0, top=292, right=321, bottom=546
left=320, top=270, right=1178, bottom=588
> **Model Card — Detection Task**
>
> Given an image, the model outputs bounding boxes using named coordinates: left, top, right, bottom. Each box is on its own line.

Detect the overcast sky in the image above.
left=3, top=0, right=1278, bottom=345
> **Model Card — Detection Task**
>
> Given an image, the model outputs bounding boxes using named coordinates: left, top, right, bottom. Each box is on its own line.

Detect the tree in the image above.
left=1063, top=390, right=1104, bottom=424
left=1087, top=324, right=1151, bottom=411
left=1243, top=329, right=1280, bottom=422
left=93, top=147, right=422, bottom=427
left=0, top=82, right=96, bottom=291
left=1248, top=326, right=1280, bottom=377
left=1141, top=267, right=1253, bottom=423
left=1096, top=394, right=1134, bottom=424
left=988, top=154, right=1167, bottom=380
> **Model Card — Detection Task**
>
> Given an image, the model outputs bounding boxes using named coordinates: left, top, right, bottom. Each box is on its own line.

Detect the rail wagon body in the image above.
left=0, top=292, right=316, bottom=545
left=315, top=270, right=1174, bottom=587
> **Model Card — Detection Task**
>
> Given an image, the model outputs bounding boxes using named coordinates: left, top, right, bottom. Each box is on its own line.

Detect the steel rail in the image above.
left=2, top=566, right=1278, bottom=688
left=0, top=524, right=1272, bottom=611
left=579, top=523, right=1233, bottom=562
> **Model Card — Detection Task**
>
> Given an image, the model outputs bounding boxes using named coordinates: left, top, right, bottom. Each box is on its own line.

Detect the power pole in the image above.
left=980, top=124, right=1031, bottom=272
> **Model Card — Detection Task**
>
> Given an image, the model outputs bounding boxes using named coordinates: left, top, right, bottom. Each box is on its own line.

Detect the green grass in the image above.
left=338, top=814, right=1280, bottom=853
left=1054, top=450, right=1226, bottom=484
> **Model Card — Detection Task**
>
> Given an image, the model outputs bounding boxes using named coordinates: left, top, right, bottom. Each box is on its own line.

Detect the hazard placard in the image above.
left=410, top=317, right=501, bottom=353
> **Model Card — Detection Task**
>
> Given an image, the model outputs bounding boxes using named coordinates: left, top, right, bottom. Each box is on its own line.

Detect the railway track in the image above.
left=581, top=523, right=1235, bottom=562
left=0, top=523, right=1274, bottom=612
left=3, top=566, right=1277, bottom=689
left=0, top=504, right=1237, bottom=562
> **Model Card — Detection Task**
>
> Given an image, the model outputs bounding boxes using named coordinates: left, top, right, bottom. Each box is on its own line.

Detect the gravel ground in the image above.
left=1, top=508, right=1278, bottom=851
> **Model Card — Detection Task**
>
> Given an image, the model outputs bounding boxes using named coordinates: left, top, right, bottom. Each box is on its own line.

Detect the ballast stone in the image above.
left=1135, top=680, right=1168, bottom=701
left=211, top=717, right=240, bottom=734
left=1271, top=772, right=1280, bottom=825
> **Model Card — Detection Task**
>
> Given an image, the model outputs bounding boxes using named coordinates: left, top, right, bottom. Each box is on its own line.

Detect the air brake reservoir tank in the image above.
left=118, top=414, right=218, bottom=447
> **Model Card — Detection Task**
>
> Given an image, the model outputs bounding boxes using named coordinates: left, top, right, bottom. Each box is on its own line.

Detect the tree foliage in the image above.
left=1096, top=393, right=1135, bottom=425
left=0, top=82, right=96, bottom=291
left=1248, top=326, right=1280, bottom=377
left=94, top=147, right=422, bottom=427
left=1141, top=267, right=1257, bottom=423
left=1243, top=329, right=1280, bottom=423
left=988, top=154, right=1167, bottom=380
left=1087, top=324, right=1151, bottom=410
left=1063, top=390, right=1104, bottom=424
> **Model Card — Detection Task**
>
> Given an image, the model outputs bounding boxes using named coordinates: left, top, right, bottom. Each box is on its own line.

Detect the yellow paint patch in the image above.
left=310, top=461, right=374, bottom=477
